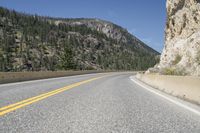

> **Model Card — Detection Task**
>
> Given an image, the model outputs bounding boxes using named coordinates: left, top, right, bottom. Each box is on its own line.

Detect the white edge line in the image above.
left=129, top=76, right=200, bottom=116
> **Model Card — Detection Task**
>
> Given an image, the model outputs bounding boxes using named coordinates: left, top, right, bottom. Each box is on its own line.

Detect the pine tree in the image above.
left=60, top=38, right=75, bottom=70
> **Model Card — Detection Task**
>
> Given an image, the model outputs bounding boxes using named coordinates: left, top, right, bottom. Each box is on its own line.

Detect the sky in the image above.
left=0, top=0, right=166, bottom=52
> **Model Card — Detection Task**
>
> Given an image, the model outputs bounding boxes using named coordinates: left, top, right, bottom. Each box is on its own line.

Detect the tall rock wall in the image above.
left=158, top=0, right=200, bottom=76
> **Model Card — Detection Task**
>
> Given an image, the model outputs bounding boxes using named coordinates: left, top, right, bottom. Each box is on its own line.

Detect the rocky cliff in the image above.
left=156, top=0, right=200, bottom=76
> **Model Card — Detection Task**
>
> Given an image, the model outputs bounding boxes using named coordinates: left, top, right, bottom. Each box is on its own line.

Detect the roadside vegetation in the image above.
left=172, top=55, right=182, bottom=65
left=161, top=67, right=187, bottom=76
left=196, top=51, right=200, bottom=65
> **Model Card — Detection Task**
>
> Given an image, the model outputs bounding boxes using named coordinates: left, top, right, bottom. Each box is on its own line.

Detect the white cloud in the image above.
left=128, top=28, right=137, bottom=35
left=127, top=30, right=163, bottom=52
left=142, top=37, right=152, bottom=44
left=141, top=37, right=163, bottom=52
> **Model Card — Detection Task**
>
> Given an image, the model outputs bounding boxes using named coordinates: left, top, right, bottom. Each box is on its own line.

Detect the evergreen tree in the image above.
left=60, top=38, right=75, bottom=70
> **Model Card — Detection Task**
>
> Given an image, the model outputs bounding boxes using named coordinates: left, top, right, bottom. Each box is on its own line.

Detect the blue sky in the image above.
left=0, top=0, right=166, bottom=52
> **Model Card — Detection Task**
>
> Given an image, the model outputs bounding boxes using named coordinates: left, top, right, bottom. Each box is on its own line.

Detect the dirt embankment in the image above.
left=0, top=70, right=108, bottom=84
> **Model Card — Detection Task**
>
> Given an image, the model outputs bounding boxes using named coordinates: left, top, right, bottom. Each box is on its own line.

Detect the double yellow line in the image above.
left=0, top=76, right=102, bottom=116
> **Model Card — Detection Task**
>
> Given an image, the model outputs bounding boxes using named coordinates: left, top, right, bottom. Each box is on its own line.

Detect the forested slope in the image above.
left=0, top=7, right=159, bottom=71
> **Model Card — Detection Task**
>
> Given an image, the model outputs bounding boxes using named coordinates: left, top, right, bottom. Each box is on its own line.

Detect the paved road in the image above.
left=0, top=72, right=200, bottom=133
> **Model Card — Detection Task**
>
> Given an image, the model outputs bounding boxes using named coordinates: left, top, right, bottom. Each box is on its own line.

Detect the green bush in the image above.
left=162, top=67, right=187, bottom=76
left=162, top=68, right=176, bottom=75
left=196, top=51, right=200, bottom=65
left=86, top=66, right=95, bottom=70
left=172, top=55, right=182, bottom=65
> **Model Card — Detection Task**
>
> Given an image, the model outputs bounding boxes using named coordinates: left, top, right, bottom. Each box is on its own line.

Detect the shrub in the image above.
left=162, top=68, right=176, bottom=75
left=172, top=55, right=182, bottom=65
left=86, top=66, right=95, bottom=70
left=162, top=67, right=187, bottom=76
left=196, top=51, right=200, bottom=65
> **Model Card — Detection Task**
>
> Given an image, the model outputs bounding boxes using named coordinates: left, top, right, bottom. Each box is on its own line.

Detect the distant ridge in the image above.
left=0, top=7, right=159, bottom=71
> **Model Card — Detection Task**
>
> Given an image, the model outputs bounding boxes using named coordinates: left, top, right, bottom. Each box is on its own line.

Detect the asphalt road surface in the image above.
left=0, top=72, right=200, bottom=133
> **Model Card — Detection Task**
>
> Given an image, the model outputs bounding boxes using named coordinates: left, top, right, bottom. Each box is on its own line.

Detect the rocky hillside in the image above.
left=0, top=7, right=159, bottom=72
left=53, top=18, right=157, bottom=54
left=153, top=0, right=200, bottom=76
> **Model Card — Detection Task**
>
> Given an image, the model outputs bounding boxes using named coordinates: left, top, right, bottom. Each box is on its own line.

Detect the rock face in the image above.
left=158, top=0, right=200, bottom=76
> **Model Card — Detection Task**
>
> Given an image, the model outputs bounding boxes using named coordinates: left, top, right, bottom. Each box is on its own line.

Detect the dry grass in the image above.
left=0, top=70, right=107, bottom=84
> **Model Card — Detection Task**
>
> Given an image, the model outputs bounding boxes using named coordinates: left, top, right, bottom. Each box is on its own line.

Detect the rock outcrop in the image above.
left=157, top=0, right=200, bottom=76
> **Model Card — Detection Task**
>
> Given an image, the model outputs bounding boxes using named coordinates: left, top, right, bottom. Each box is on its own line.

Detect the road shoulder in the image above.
left=130, top=76, right=200, bottom=116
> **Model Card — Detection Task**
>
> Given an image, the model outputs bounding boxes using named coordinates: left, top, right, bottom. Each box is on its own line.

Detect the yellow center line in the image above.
left=0, top=76, right=103, bottom=116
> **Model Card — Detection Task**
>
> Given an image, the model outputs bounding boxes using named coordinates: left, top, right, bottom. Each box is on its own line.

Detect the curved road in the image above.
left=0, top=72, right=200, bottom=132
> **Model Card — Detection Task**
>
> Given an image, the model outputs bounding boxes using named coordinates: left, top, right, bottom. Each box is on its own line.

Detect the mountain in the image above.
left=0, top=7, right=159, bottom=72
left=151, top=0, right=200, bottom=76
